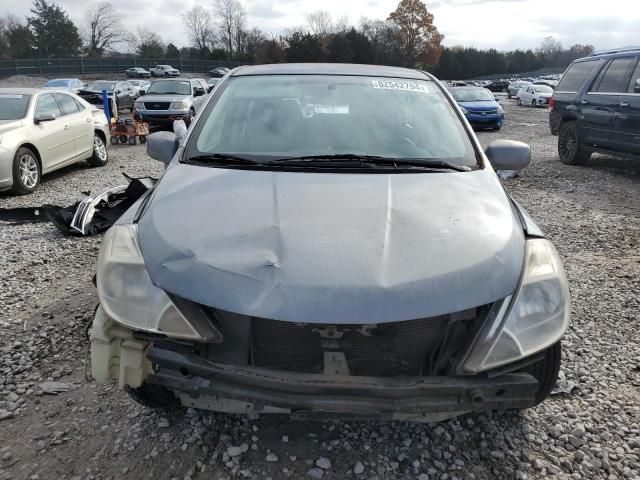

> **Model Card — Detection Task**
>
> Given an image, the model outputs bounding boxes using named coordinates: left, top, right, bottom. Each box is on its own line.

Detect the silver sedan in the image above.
left=0, top=88, right=110, bottom=194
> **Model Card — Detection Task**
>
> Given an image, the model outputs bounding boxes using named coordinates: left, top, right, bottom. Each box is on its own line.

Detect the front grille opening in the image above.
left=250, top=307, right=488, bottom=377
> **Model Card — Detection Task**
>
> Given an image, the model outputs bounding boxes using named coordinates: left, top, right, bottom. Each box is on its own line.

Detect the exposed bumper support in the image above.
left=147, top=347, right=539, bottom=416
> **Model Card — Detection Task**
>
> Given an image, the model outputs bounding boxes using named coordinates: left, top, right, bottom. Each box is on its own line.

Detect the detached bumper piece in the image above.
left=146, top=347, right=539, bottom=419
left=0, top=175, right=156, bottom=236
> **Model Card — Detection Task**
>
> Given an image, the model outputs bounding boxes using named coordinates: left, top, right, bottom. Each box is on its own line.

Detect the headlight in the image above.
left=170, top=102, right=189, bottom=109
left=460, top=239, right=570, bottom=373
left=97, top=224, right=203, bottom=340
left=134, top=101, right=144, bottom=111
left=497, top=105, right=504, bottom=114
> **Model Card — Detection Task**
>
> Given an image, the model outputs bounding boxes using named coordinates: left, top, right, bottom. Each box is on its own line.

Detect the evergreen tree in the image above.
left=27, top=0, right=82, bottom=57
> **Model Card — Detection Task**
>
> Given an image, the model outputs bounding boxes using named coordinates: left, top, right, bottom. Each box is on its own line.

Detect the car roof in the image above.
left=231, top=63, right=428, bottom=80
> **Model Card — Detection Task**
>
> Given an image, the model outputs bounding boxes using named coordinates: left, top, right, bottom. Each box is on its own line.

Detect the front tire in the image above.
left=531, top=99, right=537, bottom=108
left=558, top=121, right=591, bottom=165
left=11, top=147, right=41, bottom=194
left=87, top=133, right=109, bottom=167
left=126, top=383, right=178, bottom=409
left=517, top=98, right=522, bottom=106
left=186, top=108, right=195, bottom=126
left=518, top=342, right=561, bottom=408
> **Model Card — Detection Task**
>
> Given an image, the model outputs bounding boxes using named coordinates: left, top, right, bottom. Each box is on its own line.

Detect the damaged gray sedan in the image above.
left=90, top=64, right=570, bottom=422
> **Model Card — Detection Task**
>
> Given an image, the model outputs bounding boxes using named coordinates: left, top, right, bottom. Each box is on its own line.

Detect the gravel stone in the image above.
left=307, top=467, right=324, bottom=479
left=227, top=446, right=243, bottom=458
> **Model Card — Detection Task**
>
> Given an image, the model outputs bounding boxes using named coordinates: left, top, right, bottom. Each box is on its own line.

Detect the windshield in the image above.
left=146, top=80, right=191, bottom=95
left=45, top=80, right=70, bottom=87
left=453, top=88, right=494, bottom=102
left=0, top=94, right=31, bottom=120
left=88, top=81, right=115, bottom=91
left=186, top=75, right=477, bottom=168
left=534, top=85, right=553, bottom=93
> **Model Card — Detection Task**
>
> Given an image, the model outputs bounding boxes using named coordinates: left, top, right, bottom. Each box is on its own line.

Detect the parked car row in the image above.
left=124, top=65, right=232, bottom=79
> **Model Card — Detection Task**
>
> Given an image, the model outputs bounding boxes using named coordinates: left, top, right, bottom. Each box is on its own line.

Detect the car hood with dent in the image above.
left=137, top=94, right=191, bottom=104
left=78, top=89, right=114, bottom=97
left=137, top=167, right=525, bottom=324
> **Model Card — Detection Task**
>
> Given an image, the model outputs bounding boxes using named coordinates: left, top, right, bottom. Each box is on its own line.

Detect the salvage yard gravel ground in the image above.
left=0, top=98, right=639, bottom=480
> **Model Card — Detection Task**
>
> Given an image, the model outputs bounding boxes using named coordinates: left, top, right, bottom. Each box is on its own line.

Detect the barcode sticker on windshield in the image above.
left=372, top=80, right=429, bottom=93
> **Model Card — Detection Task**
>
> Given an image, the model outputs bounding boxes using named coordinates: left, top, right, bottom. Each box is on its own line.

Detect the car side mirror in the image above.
left=485, top=140, right=531, bottom=171
left=34, top=113, right=56, bottom=124
left=115, top=90, right=121, bottom=94
left=147, top=131, right=178, bottom=165
left=139, top=90, right=146, bottom=96
left=194, top=88, right=205, bottom=97
left=494, top=97, right=500, bottom=102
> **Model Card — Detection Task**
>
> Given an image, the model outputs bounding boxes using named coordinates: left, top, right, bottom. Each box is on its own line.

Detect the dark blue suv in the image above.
left=549, top=46, right=640, bottom=165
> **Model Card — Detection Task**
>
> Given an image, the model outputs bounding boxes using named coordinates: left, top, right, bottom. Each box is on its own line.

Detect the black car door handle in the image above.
left=619, top=102, right=629, bottom=108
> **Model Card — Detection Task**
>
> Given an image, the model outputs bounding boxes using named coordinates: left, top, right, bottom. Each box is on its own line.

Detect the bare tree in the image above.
left=232, top=2, right=247, bottom=54
left=84, top=2, right=126, bottom=57
left=130, top=25, right=165, bottom=57
left=305, top=10, right=333, bottom=37
left=182, top=6, right=215, bottom=53
left=213, top=0, right=245, bottom=57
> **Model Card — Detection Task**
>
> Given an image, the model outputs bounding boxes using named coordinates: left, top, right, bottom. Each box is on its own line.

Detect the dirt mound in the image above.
left=0, top=75, right=48, bottom=88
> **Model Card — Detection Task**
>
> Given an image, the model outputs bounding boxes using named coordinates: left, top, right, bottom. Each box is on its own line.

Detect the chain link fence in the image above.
left=0, top=58, right=245, bottom=77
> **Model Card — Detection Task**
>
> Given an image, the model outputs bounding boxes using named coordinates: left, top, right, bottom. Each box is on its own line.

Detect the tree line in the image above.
left=0, top=0, right=594, bottom=78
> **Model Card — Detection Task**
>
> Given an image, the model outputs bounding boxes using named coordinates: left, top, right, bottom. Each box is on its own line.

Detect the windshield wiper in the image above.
left=273, top=154, right=471, bottom=172
left=183, top=154, right=262, bottom=165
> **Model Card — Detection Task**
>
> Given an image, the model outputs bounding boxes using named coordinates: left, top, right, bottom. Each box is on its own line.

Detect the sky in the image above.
left=3, top=0, right=639, bottom=52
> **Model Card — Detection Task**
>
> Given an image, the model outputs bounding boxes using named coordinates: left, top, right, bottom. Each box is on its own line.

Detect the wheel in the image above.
left=532, top=99, right=537, bottom=108
left=186, top=109, right=195, bottom=126
left=517, top=98, right=522, bottom=106
left=125, top=383, right=179, bottom=409
left=558, top=121, right=591, bottom=165
left=110, top=136, right=119, bottom=145
left=128, top=136, right=137, bottom=145
left=138, top=135, right=147, bottom=144
left=119, top=134, right=128, bottom=144
left=11, top=147, right=40, bottom=194
left=507, top=92, right=512, bottom=99
left=87, top=133, right=109, bottom=167
left=517, top=342, right=561, bottom=408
